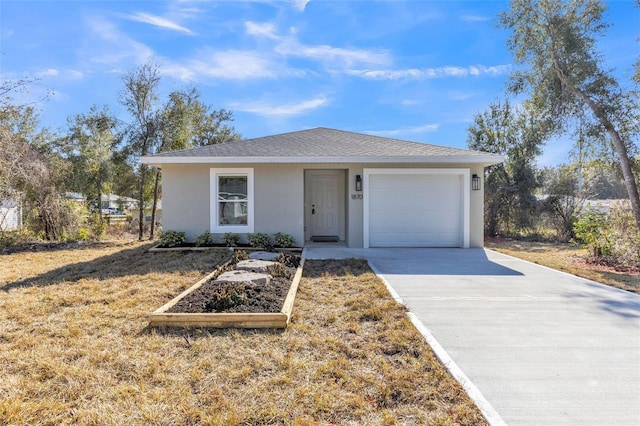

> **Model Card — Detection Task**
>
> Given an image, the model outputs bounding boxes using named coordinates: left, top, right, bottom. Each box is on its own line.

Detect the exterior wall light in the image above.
left=355, top=174, right=362, bottom=191
left=472, top=174, right=481, bottom=191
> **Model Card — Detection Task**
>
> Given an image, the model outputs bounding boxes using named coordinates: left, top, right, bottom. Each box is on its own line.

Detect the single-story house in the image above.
left=0, top=198, right=23, bottom=231
left=100, top=194, right=137, bottom=212
left=142, top=127, right=503, bottom=248
left=65, top=192, right=86, bottom=204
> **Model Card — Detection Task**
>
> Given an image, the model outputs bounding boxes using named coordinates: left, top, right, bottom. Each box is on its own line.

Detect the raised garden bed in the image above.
left=148, top=253, right=304, bottom=329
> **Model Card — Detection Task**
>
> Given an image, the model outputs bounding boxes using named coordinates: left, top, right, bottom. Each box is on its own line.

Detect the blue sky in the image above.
left=1, top=0, right=638, bottom=166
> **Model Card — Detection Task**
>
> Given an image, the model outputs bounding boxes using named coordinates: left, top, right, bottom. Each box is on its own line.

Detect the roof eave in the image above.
left=142, top=155, right=504, bottom=166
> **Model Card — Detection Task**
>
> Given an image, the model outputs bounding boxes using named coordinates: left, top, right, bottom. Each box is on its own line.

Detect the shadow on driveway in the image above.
left=302, top=247, right=525, bottom=276
left=564, top=281, right=640, bottom=320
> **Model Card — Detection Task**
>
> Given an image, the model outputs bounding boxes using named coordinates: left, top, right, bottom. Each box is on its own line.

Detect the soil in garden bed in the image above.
left=167, top=274, right=294, bottom=314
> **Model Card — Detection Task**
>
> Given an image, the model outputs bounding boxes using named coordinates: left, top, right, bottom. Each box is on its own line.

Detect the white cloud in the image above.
left=460, top=14, right=492, bottom=22
left=278, top=42, right=389, bottom=67
left=86, top=16, right=154, bottom=66
left=162, top=50, right=296, bottom=81
left=127, top=12, right=193, bottom=34
left=235, top=96, right=328, bottom=117
left=35, top=68, right=59, bottom=77
left=245, top=21, right=279, bottom=39
left=245, top=20, right=391, bottom=68
left=346, top=64, right=512, bottom=80
left=34, top=68, right=85, bottom=81
left=401, top=99, right=423, bottom=106
left=448, top=91, right=476, bottom=101
left=66, top=69, right=84, bottom=80
left=288, top=0, right=310, bottom=11
left=366, top=124, right=440, bottom=137
left=162, top=19, right=393, bottom=83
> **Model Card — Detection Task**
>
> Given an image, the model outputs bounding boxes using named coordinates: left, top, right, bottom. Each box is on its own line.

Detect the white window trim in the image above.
left=363, top=168, right=470, bottom=248
left=210, top=168, right=254, bottom=234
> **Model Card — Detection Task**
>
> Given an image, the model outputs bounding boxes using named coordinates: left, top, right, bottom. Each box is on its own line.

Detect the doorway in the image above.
left=304, top=170, right=346, bottom=243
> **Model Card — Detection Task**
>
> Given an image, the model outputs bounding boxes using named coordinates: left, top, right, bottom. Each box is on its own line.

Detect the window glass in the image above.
left=218, top=176, right=248, bottom=225
left=218, top=176, right=247, bottom=201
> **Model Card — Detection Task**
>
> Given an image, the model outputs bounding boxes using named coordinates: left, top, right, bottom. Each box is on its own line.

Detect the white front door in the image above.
left=310, top=174, right=340, bottom=237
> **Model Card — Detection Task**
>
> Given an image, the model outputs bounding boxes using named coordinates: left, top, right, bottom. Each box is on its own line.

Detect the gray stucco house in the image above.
left=142, top=127, right=503, bottom=248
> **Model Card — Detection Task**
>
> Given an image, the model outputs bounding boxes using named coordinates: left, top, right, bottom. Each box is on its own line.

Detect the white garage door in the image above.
left=366, top=171, right=465, bottom=247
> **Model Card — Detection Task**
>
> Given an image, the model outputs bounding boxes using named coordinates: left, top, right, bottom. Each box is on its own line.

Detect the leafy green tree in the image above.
left=468, top=100, right=547, bottom=235
left=500, top=0, right=640, bottom=229
left=540, top=164, right=586, bottom=241
left=110, top=150, right=138, bottom=205
left=118, top=63, right=241, bottom=240
left=0, top=80, right=77, bottom=241
left=63, top=106, right=118, bottom=217
left=146, top=87, right=240, bottom=239
left=573, top=208, right=611, bottom=257
left=581, top=160, right=628, bottom=199
left=119, top=62, right=162, bottom=240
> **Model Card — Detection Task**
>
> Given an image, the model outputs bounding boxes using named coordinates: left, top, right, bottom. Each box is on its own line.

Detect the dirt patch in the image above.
left=571, top=257, right=640, bottom=276
left=166, top=275, right=293, bottom=313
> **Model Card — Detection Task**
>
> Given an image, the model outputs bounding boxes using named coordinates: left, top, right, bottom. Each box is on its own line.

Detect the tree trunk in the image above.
left=605, top=129, right=640, bottom=229
left=138, top=163, right=146, bottom=241
left=149, top=169, right=160, bottom=240
left=571, top=92, right=640, bottom=229
left=550, top=60, right=640, bottom=229
left=97, top=188, right=104, bottom=228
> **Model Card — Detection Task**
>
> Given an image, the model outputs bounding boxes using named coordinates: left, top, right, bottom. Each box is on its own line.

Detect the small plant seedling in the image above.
left=204, top=283, right=247, bottom=311
left=266, top=262, right=291, bottom=279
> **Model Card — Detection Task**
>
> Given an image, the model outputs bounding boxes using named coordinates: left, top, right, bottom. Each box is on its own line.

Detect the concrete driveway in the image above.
left=302, top=247, right=640, bottom=426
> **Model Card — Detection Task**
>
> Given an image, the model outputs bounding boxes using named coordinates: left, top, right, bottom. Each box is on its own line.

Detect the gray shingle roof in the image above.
left=143, top=127, right=503, bottom=164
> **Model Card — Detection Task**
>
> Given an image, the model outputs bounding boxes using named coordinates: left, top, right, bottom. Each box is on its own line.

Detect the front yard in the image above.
left=486, top=238, right=640, bottom=294
left=0, top=242, right=485, bottom=425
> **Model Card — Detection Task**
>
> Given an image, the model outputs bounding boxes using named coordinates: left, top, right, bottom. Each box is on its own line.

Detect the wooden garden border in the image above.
left=148, top=258, right=305, bottom=329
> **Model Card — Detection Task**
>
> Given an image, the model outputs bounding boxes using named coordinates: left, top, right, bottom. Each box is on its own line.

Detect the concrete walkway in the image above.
left=302, top=247, right=640, bottom=426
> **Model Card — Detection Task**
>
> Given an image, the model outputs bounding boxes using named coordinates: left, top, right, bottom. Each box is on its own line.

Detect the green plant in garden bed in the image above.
left=223, top=232, right=240, bottom=247
left=266, top=262, right=292, bottom=279
left=248, top=233, right=272, bottom=249
left=159, top=230, right=186, bottom=248
left=204, top=283, right=247, bottom=311
left=274, top=232, right=295, bottom=248
left=195, top=230, right=214, bottom=247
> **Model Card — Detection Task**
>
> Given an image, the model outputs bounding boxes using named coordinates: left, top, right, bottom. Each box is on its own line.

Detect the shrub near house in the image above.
left=157, top=230, right=297, bottom=249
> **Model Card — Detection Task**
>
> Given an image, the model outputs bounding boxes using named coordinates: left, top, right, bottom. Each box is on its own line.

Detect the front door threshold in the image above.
left=304, top=240, right=348, bottom=248
left=310, top=235, right=340, bottom=243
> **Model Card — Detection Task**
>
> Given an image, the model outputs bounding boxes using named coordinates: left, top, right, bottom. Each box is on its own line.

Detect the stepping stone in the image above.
left=249, top=251, right=280, bottom=261
left=214, top=270, right=270, bottom=286
left=236, top=259, right=277, bottom=273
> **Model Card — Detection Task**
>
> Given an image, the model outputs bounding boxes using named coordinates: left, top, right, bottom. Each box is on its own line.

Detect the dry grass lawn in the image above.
left=486, top=239, right=639, bottom=294
left=0, top=241, right=485, bottom=425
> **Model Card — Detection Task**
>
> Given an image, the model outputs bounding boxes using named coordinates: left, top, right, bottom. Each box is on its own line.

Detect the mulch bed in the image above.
left=166, top=261, right=298, bottom=314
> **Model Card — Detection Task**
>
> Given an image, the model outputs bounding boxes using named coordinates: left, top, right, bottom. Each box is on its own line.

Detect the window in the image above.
left=210, top=168, right=254, bottom=233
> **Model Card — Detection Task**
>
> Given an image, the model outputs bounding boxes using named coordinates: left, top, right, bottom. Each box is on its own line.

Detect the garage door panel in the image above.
left=368, top=172, right=464, bottom=247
